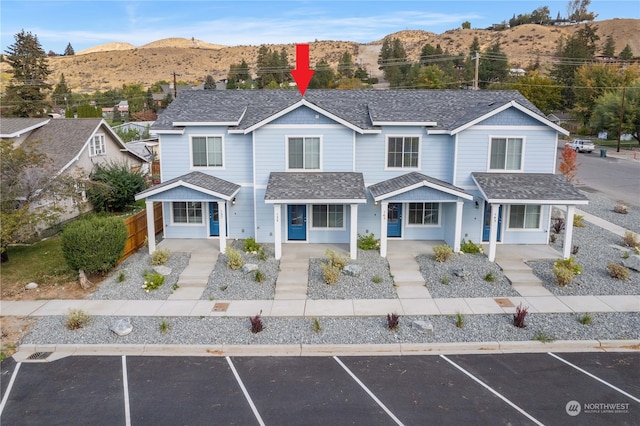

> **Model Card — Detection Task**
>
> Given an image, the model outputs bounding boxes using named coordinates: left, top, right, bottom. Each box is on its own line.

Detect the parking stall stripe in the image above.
left=333, top=356, right=405, bottom=426
left=226, top=357, right=265, bottom=426
left=547, top=352, right=640, bottom=404
left=0, top=362, right=21, bottom=417
left=122, top=356, right=132, bottom=426
left=440, top=355, right=544, bottom=426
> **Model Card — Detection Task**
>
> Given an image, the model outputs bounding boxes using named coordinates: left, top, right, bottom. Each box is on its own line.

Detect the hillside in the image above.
left=2, top=19, right=638, bottom=93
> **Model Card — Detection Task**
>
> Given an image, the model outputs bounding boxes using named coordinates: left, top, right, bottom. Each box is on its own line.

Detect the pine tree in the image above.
left=619, top=44, right=633, bottom=61
left=204, top=75, right=216, bottom=90
left=309, top=60, right=335, bottom=89
left=3, top=30, right=52, bottom=117
left=602, top=35, right=615, bottom=57
left=64, top=42, right=75, bottom=56
left=52, top=73, right=70, bottom=108
left=337, top=51, right=354, bottom=79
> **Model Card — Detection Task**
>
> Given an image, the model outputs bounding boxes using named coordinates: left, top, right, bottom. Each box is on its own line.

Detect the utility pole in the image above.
left=473, top=52, right=479, bottom=90
left=172, top=71, right=180, bottom=99
left=617, top=86, right=626, bottom=153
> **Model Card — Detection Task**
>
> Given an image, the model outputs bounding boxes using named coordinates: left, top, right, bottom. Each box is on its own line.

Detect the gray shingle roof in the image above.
left=472, top=172, right=589, bottom=203
left=0, top=118, right=50, bottom=137
left=152, top=89, right=545, bottom=132
left=369, top=172, right=471, bottom=199
left=264, top=172, right=366, bottom=202
left=136, top=171, right=241, bottom=199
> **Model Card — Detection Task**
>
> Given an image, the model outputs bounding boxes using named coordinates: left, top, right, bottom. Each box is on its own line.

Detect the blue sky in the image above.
left=1, top=0, right=637, bottom=53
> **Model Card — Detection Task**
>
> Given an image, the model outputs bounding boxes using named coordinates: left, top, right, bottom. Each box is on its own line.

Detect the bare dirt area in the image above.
left=1, top=316, right=37, bottom=359
left=1, top=280, right=93, bottom=301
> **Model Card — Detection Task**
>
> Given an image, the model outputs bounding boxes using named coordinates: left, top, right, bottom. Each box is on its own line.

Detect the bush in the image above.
left=321, top=262, right=341, bottom=285
left=142, top=270, right=165, bottom=291
left=358, top=233, right=380, bottom=250
left=433, top=244, right=453, bottom=262
left=254, top=269, right=265, bottom=283
left=65, top=309, right=91, bottom=330
left=86, top=161, right=147, bottom=212
left=460, top=239, right=482, bottom=254
left=61, top=215, right=127, bottom=274
left=513, top=303, right=528, bottom=328
left=554, top=265, right=576, bottom=286
left=607, top=263, right=630, bottom=280
left=225, top=247, right=244, bottom=270
left=387, top=313, right=400, bottom=331
left=325, top=249, right=347, bottom=270
left=623, top=231, right=639, bottom=248
left=151, top=248, right=170, bottom=265
left=250, top=311, right=263, bottom=333
left=552, top=218, right=564, bottom=234
left=554, top=256, right=582, bottom=275
left=243, top=237, right=261, bottom=254
left=573, top=214, right=585, bottom=227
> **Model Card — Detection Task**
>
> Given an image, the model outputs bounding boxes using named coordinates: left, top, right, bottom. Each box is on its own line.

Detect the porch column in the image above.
left=349, top=204, right=358, bottom=260
left=218, top=201, right=227, bottom=253
left=145, top=200, right=156, bottom=254
left=488, top=203, right=500, bottom=262
left=380, top=201, right=388, bottom=257
left=563, top=205, right=575, bottom=259
left=274, top=204, right=282, bottom=260
left=453, top=201, right=464, bottom=252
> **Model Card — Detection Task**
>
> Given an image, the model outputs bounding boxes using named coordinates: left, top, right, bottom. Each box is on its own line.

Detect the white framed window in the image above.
left=386, top=136, right=420, bottom=168
left=89, top=134, right=106, bottom=157
left=191, top=136, right=223, bottom=168
left=508, top=204, right=541, bottom=229
left=172, top=202, right=203, bottom=224
left=407, top=202, right=440, bottom=225
left=489, top=137, right=523, bottom=171
left=288, top=136, right=320, bottom=170
left=311, top=204, right=344, bottom=228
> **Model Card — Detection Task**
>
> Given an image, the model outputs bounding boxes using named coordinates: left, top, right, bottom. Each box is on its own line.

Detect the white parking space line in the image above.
left=226, top=357, right=265, bottom=426
left=0, top=362, right=21, bottom=416
left=548, top=352, right=640, bottom=404
left=122, top=356, right=131, bottom=426
left=440, top=355, right=544, bottom=426
left=333, top=356, right=405, bottom=426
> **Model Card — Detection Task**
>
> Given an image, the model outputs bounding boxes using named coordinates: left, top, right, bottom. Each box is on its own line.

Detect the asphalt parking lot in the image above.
left=1, top=352, right=639, bottom=425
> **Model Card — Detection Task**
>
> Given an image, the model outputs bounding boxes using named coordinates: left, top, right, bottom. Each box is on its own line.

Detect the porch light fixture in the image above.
left=374, top=200, right=378, bottom=205
left=232, top=198, right=236, bottom=205
left=475, top=201, right=479, bottom=209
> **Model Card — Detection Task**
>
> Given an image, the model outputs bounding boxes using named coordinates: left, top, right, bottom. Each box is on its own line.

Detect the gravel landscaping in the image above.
left=576, top=190, right=639, bottom=233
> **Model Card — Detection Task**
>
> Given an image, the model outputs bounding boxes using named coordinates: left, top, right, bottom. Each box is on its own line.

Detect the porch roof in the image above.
left=471, top=172, right=589, bottom=204
left=135, top=171, right=240, bottom=201
left=264, top=172, right=367, bottom=204
left=369, top=172, right=473, bottom=201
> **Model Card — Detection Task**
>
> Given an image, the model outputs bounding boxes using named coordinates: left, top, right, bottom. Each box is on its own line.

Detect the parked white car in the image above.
left=566, top=139, right=595, bottom=153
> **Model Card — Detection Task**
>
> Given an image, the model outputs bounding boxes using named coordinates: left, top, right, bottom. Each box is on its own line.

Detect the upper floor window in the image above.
left=312, top=204, right=344, bottom=228
left=490, top=137, right=523, bottom=170
left=89, top=134, right=106, bottom=157
left=408, top=202, right=440, bottom=225
left=192, top=136, right=223, bottom=168
left=288, top=136, right=320, bottom=170
left=508, top=204, right=540, bottom=229
left=172, top=201, right=203, bottom=224
left=387, top=136, right=419, bottom=168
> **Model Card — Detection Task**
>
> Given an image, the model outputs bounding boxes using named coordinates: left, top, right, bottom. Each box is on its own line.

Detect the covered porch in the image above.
left=472, top=172, right=589, bottom=262
left=134, top=171, right=240, bottom=254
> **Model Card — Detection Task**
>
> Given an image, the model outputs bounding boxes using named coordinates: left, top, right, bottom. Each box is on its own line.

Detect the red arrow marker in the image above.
left=291, top=44, right=315, bottom=96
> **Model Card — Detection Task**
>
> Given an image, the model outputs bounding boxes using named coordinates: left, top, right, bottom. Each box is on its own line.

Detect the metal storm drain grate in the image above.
left=26, top=352, right=52, bottom=361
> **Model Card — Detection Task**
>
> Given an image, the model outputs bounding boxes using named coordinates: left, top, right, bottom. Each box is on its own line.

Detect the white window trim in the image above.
left=189, top=134, right=225, bottom=170
left=170, top=201, right=205, bottom=226
left=384, top=135, right=422, bottom=170
left=487, top=135, right=525, bottom=172
left=310, top=204, right=346, bottom=230
left=89, top=134, right=106, bottom=157
left=506, top=204, right=542, bottom=231
left=285, top=135, right=323, bottom=172
left=405, top=202, right=441, bottom=227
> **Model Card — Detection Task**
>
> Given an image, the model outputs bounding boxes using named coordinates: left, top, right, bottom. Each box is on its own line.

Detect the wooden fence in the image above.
left=119, top=202, right=163, bottom=262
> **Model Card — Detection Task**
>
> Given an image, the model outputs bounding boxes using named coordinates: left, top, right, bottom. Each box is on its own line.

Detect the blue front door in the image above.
left=387, top=203, right=402, bottom=238
left=288, top=205, right=306, bottom=240
left=482, top=202, right=502, bottom=242
left=209, top=202, right=221, bottom=236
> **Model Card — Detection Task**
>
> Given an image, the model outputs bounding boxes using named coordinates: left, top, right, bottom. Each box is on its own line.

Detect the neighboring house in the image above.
left=135, top=90, right=587, bottom=262
left=113, top=121, right=157, bottom=139
left=1, top=117, right=148, bottom=223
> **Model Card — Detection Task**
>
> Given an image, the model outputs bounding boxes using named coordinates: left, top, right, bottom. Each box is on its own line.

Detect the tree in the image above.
left=122, top=83, right=145, bottom=114
left=52, top=73, right=70, bottom=108
left=591, top=81, right=640, bottom=145
left=64, top=43, right=75, bottom=56
left=256, top=46, right=290, bottom=88
left=619, top=44, right=634, bottom=61
left=602, top=35, right=616, bottom=57
left=337, top=51, right=354, bottom=79
left=378, top=37, right=410, bottom=87
left=86, top=161, right=147, bottom=212
left=309, top=60, right=335, bottom=89
left=461, top=21, right=471, bottom=29
left=567, top=0, right=597, bottom=21
left=558, top=145, right=579, bottom=182
left=493, top=72, right=563, bottom=114
left=0, top=139, right=81, bottom=262
left=112, top=106, right=122, bottom=123
left=204, top=74, right=216, bottom=90
left=478, top=42, right=509, bottom=88
left=3, top=30, right=52, bottom=117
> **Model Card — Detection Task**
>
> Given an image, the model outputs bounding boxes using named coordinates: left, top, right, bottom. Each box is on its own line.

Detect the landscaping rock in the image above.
left=110, top=318, right=133, bottom=336
left=25, top=282, right=38, bottom=290
left=411, top=320, right=434, bottom=333
left=453, top=268, right=471, bottom=279
left=614, top=204, right=629, bottom=214
left=343, top=264, right=362, bottom=277
left=242, top=263, right=258, bottom=274
left=153, top=265, right=172, bottom=276
left=622, top=254, right=640, bottom=272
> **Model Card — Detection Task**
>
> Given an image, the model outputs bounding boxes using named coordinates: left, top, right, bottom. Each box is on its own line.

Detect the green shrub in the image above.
left=554, top=256, right=582, bottom=276
left=607, top=263, right=630, bottom=280
left=460, top=239, right=482, bottom=254
left=553, top=264, right=576, bottom=286
left=254, top=269, right=265, bottom=283
left=243, top=237, right=261, bottom=254
left=151, top=248, right=170, bottom=265
left=433, top=244, right=453, bottom=262
left=321, top=262, right=341, bottom=284
left=61, top=215, right=127, bottom=274
left=578, top=313, right=592, bottom=325
left=86, top=160, right=146, bottom=212
left=372, top=275, right=383, bottom=284
left=65, top=309, right=91, bottom=330
left=357, top=233, right=380, bottom=250
left=573, top=214, right=585, bottom=227
left=225, top=247, right=244, bottom=270
left=484, top=272, right=496, bottom=282
left=142, top=270, right=165, bottom=291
